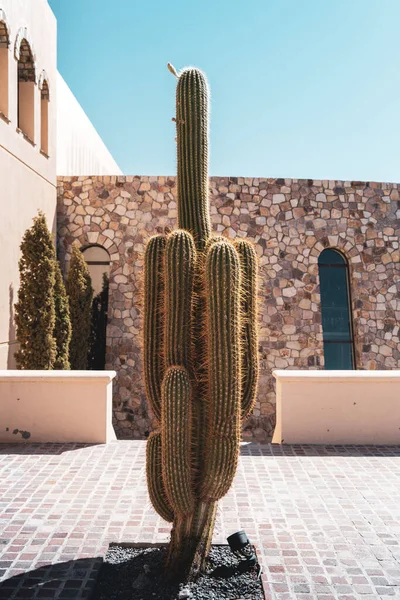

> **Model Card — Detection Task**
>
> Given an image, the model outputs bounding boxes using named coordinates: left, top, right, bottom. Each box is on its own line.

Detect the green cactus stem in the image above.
left=161, top=366, right=194, bottom=516
left=143, top=235, right=166, bottom=421
left=164, top=230, right=197, bottom=369
left=176, top=68, right=211, bottom=250
left=143, top=65, right=259, bottom=582
left=200, top=240, right=241, bottom=502
left=234, top=239, right=259, bottom=420
left=146, top=431, right=174, bottom=523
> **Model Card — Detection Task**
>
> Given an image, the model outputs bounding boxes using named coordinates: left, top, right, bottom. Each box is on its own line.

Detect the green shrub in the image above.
left=14, top=212, right=57, bottom=369
left=66, top=245, right=93, bottom=369
left=53, top=261, right=71, bottom=369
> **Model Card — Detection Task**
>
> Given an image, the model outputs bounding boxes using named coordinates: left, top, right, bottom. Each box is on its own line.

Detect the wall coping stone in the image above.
left=273, top=369, right=400, bottom=382
left=0, top=370, right=116, bottom=383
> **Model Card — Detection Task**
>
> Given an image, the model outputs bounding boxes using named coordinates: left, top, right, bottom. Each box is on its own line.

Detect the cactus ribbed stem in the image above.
left=144, top=235, right=166, bottom=421
left=204, top=235, right=228, bottom=251
left=164, top=230, right=196, bottom=369
left=146, top=431, right=174, bottom=523
left=177, top=68, right=211, bottom=250
left=234, top=240, right=259, bottom=420
left=201, top=240, right=242, bottom=501
left=161, top=367, right=194, bottom=516
left=144, top=65, right=259, bottom=582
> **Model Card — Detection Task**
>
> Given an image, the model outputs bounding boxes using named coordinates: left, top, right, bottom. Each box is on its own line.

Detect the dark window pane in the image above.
left=319, top=248, right=346, bottom=265
left=323, top=342, right=353, bottom=370
left=319, top=265, right=352, bottom=340
left=318, top=249, right=354, bottom=370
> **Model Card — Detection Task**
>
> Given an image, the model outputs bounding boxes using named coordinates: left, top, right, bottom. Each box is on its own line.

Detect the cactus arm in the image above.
left=143, top=235, right=166, bottom=421
left=161, top=366, right=195, bottom=516
left=176, top=68, right=211, bottom=250
left=200, top=240, right=242, bottom=502
left=234, top=240, right=259, bottom=420
left=164, top=230, right=196, bottom=369
left=146, top=431, right=174, bottom=522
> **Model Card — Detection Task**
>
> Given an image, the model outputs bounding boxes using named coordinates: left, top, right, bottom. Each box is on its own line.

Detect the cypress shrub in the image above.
left=66, top=245, right=93, bottom=369
left=53, top=261, right=72, bottom=369
left=14, top=212, right=57, bottom=369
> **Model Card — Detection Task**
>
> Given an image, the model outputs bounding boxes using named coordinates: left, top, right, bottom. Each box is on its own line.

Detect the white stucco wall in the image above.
left=0, top=0, right=57, bottom=368
left=0, top=0, right=121, bottom=368
left=0, top=0, right=57, bottom=183
left=0, top=370, right=117, bottom=443
left=273, top=370, right=400, bottom=444
left=57, top=72, right=122, bottom=176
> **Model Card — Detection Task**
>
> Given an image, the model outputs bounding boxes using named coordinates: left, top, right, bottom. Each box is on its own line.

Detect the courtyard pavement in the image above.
left=0, top=442, right=400, bottom=599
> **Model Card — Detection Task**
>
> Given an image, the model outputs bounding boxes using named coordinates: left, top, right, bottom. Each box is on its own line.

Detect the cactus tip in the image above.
left=167, top=63, right=179, bottom=78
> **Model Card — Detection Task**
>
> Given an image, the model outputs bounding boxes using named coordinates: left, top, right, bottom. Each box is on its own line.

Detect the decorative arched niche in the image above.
left=0, top=9, right=10, bottom=118
left=38, top=71, right=50, bottom=155
left=15, top=29, right=36, bottom=141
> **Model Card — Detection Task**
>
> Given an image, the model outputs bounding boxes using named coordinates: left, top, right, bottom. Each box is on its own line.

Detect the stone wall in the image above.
left=57, top=175, right=400, bottom=440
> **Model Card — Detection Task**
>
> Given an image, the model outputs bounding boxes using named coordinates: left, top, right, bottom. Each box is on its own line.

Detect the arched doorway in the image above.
left=82, top=245, right=111, bottom=370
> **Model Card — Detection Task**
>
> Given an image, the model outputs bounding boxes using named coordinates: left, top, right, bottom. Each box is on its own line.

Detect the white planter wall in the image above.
left=0, top=370, right=116, bottom=443
left=272, top=370, right=400, bottom=445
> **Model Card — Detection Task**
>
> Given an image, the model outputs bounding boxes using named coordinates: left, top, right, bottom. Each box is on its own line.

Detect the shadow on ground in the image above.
left=92, top=544, right=265, bottom=600
left=0, top=557, right=102, bottom=599
left=92, top=546, right=180, bottom=600
left=0, top=443, right=104, bottom=456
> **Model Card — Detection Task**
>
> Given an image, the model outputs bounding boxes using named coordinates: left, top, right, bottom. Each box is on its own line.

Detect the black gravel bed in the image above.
left=92, top=544, right=265, bottom=600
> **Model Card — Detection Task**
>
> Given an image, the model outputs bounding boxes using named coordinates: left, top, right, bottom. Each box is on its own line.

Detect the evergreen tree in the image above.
left=66, top=245, right=93, bottom=369
left=53, top=261, right=72, bottom=369
left=14, top=212, right=57, bottom=369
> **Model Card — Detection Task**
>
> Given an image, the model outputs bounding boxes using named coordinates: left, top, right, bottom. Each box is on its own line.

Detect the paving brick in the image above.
left=1, top=442, right=400, bottom=599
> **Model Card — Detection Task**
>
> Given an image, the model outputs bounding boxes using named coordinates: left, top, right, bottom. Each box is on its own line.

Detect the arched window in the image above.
left=0, top=13, right=10, bottom=119
left=39, top=75, right=49, bottom=155
left=318, top=249, right=355, bottom=370
left=17, top=38, right=36, bottom=141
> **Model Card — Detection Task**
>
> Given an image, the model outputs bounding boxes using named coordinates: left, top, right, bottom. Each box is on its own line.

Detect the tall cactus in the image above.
left=144, top=66, right=259, bottom=580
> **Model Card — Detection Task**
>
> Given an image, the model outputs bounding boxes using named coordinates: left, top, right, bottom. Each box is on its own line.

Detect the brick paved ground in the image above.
left=1, top=442, right=400, bottom=599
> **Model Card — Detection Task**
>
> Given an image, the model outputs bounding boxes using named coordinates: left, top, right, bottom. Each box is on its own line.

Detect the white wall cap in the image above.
left=0, top=370, right=116, bottom=383
left=273, top=369, right=400, bottom=382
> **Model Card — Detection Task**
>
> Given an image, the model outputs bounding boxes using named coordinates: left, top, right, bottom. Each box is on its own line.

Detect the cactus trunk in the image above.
left=166, top=501, right=217, bottom=579
left=144, top=66, right=259, bottom=581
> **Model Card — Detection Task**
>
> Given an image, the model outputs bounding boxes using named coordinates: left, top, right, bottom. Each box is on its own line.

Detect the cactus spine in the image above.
left=144, top=66, right=259, bottom=580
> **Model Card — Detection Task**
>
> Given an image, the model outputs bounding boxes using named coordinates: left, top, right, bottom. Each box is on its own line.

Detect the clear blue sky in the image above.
left=49, top=0, right=400, bottom=181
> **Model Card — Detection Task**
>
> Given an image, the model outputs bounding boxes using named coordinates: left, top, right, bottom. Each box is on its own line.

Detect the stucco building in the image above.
left=0, top=0, right=121, bottom=369
left=0, top=0, right=57, bottom=368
